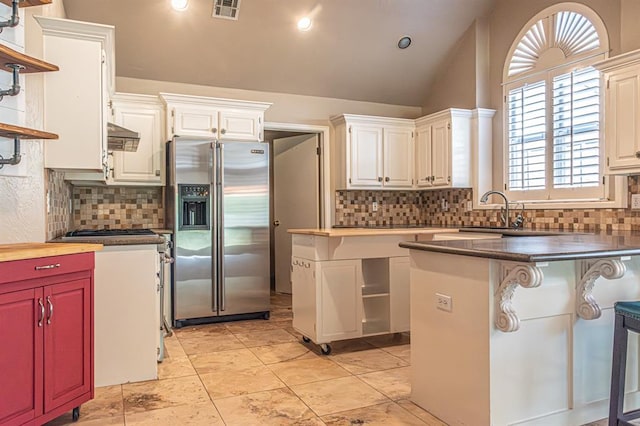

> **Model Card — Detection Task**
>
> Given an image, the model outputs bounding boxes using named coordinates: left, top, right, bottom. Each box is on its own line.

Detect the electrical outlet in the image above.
left=632, top=194, right=640, bottom=210
left=372, top=201, right=378, bottom=212
left=435, top=293, right=452, bottom=312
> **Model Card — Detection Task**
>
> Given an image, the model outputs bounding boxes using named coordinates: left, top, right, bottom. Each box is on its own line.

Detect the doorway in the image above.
left=265, top=125, right=327, bottom=294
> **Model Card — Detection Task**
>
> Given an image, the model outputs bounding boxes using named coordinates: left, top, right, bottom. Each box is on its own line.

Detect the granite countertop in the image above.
left=49, top=235, right=166, bottom=246
left=288, top=227, right=460, bottom=237
left=399, top=232, right=640, bottom=262
left=0, top=242, right=103, bottom=262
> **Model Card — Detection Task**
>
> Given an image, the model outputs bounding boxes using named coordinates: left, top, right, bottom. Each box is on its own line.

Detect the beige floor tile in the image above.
left=396, top=400, right=448, bottom=426
left=291, top=376, right=389, bottom=417
left=270, top=293, right=293, bottom=307
left=200, top=364, right=285, bottom=399
left=365, top=333, right=411, bottom=348
left=174, top=323, right=230, bottom=340
left=179, top=333, right=245, bottom=355
left=225, top=319, right=289, bottom=333
left=269, top=357, right=351, bottom=386
left=321, top=401, right=426, bottom=425
left=234, top=328, right=298, bottom=347
left=214, top=388, right=320, bottom=425
left=381, top=344, right=411, bottom=364
left=45, top=385, right=123, bottom=425
left=270, top=307, right=293, bottom=320
left=157, top=355, right=197, bottom=380
left=358, top=367, right=411, bottom=400
left=122, top=376, right=210, bottom=414
left=163, top=335, right=187, bottom=359
left=45, top=414, right=125, bottom=426
left=332, top=348, right=408, bottom=374
left=324, top=338, right=376, bottom=354
left=125, top=403, right=224, bottom=425
left=189, top=348, right=263, bottom=374
left=249, top=342, right=317, bottom=364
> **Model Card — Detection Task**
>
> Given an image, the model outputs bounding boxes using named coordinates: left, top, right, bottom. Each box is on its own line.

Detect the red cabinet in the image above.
left=0, top=252, right=94, bottom=426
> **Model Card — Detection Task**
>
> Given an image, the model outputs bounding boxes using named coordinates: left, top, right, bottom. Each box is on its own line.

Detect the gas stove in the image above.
left=65, top=229, right=156, bottom=237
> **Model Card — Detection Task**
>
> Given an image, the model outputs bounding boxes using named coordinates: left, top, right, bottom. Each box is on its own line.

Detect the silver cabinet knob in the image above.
left=635, top=151, right=640, bottom=159
left=384, top=177, right=390, bottom=182
left=221, top=129, right=227, bottom=135
left=212, top=128, right=218, bottom=134
left=378, top=177, right=383, bottom=182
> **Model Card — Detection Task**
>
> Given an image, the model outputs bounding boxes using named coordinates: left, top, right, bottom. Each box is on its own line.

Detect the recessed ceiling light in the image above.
left=171, top=0, right=188, bottom=11
left=398, top=36, right=412, bottom=49
left=297, top=17, right=312, bottom=31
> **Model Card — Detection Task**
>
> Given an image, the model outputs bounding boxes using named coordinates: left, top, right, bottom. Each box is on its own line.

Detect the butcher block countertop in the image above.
left=0, top=242, right=103, bottom=262
left=288, top=227, right=458, bottom=237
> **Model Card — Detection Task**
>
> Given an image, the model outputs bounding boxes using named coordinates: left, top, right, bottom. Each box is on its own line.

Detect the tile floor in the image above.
left=45, top=293, right=447, bottom=426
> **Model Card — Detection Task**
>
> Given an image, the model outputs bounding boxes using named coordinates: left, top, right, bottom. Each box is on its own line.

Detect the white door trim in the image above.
left=265, top=122, right=331, bottom=228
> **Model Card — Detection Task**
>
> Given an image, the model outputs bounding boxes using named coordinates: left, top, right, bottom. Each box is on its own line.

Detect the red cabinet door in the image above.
left=0, top=288, right=44, bottom=425
left=43, top=278, right=91, bottom=414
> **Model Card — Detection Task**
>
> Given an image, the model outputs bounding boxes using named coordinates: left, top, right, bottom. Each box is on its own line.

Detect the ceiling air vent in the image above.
left=212, top=0, right=240, bottom=20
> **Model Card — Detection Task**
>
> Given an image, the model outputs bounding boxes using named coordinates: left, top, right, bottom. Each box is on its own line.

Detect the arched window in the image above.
left=503, top=3, right=609, bottom=201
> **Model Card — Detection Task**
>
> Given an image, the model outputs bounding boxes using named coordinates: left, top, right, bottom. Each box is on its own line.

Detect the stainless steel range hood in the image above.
left=107, top=122, right=140, bottom=152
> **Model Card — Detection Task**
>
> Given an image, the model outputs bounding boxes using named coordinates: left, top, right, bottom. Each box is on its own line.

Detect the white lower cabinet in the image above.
left=292, top=254, right=409, bottom=352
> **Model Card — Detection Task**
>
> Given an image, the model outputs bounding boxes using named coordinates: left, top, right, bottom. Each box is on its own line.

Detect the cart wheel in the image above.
left=320, top=343, right=332, bottom=355
left=302, top=336, right=311, bottom=343
left=72, top=407, right=80, bottom=422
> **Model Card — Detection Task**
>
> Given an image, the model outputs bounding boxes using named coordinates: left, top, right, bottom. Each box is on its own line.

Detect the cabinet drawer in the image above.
left=0, top=253, right=95, bottom=286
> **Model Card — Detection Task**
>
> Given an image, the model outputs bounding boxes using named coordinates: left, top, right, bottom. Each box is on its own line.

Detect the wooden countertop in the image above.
left=288, top=227, right=459, bottom=237
left=0, top=242, right=103, bottom=263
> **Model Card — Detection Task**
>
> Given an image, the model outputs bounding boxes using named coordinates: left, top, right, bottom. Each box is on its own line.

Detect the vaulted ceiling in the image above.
left=62, top=0, right=496, bottom=106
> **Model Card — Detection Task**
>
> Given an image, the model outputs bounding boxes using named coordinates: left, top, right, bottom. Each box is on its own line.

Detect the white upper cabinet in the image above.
left=332, top=114, right=414, bottom=189
left=36, top=16, right=115, bottom=178
left=594, top=50, right=640, bottom=173
left=161, top=93, right=271, bottom=141
left=415, top=109, right=473, bottom=190
left=110, top=93, right=165, bottom=185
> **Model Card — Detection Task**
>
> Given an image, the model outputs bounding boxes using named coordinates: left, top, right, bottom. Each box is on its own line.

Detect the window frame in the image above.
left=500, top=3, right=616, bottom=206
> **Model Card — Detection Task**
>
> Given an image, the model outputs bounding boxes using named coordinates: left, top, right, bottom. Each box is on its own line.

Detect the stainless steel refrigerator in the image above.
left=167, top=138, right=270, bottom=326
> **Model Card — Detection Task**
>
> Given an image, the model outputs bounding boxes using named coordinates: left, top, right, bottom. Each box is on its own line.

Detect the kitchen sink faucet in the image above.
left=480, top=190, right=510, bottom=228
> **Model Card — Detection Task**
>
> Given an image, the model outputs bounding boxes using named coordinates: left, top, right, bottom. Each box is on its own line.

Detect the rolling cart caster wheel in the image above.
left=302, top=336, right=311, bottom=343
left=320, top=343, right=332, bottom=355
left=72, top=407, right=80, bottom=422
left=263, top=312, right=270, bottom=320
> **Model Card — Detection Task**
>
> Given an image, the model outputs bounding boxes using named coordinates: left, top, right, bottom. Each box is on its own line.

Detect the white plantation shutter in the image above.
left=507, top=81, right=546, bottom=190
left=503, top=5, right=608, bottom=201
left=552, top=67, right=600, bottom=188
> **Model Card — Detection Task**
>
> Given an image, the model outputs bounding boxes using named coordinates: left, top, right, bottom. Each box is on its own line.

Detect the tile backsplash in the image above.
left=73, top=186, right=164, bottom=230
left=46, top=169, right=73, bottom=240
left=335, top=176, right=640, bottom=232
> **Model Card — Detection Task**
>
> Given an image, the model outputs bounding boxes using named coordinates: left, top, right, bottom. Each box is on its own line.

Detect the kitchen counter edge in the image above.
left=288, top=227, right=459, bottom=237
left=0, top=242, right=103, bottom=263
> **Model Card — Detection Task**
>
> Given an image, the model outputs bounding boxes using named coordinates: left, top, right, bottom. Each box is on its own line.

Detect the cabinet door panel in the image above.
left=431, top=120, right=450, bottom=187
left=415, top=126, right=432, bottom=187
left=383, top=127, right=414, bottom=188
left=291, top=258, right=316, bottom=340
left=173, top=108, right=218, bottom=138
left=349, top=125, right=383, bottom=188
left=0, top=288, right=43, bottom=425
left=318, top=260, right=362, bottom=341
left=113, top=106, right=163, bottom=184
left=607, top=69, right=640, bottom=170
left=219, top=109, right=262, bottom=141
left=43, top=278, right=91, bottom=413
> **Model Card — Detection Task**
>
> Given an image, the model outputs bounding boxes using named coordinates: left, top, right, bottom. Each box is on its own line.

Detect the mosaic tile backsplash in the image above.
left=335, top=176, right=640, bottom=232
left=46, top=169, right=73, bottom=240
left=73, top=187, right=164, bottom=230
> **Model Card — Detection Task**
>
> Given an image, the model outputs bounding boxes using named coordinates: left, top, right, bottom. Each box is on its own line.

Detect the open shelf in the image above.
left=362, top=296, right=390, bottom=335
left=0, top=44, right=58, bottom=73
left=0, top=0, right=52, bottom=7
left=0, top=122, right=58, bottom=139
left=362, top=258, right=390, bottom=296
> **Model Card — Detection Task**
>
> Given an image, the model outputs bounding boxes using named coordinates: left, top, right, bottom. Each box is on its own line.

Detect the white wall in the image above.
left=116, top=77, right=423, bottom=125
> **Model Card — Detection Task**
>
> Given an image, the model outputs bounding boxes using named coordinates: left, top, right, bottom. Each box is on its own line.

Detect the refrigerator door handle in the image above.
left=219, top=143, right=226, bottom=312
left=211, top=142, right=218, bottom=312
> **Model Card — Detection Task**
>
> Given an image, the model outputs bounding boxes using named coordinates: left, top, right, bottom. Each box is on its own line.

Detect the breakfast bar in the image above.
left=400, top=233, right=640, bottom=426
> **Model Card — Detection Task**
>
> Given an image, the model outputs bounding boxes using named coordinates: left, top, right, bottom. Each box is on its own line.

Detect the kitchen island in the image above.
left=400, top=233, right=640, bottom=426
left=288, top=227, right=500, bottom=354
